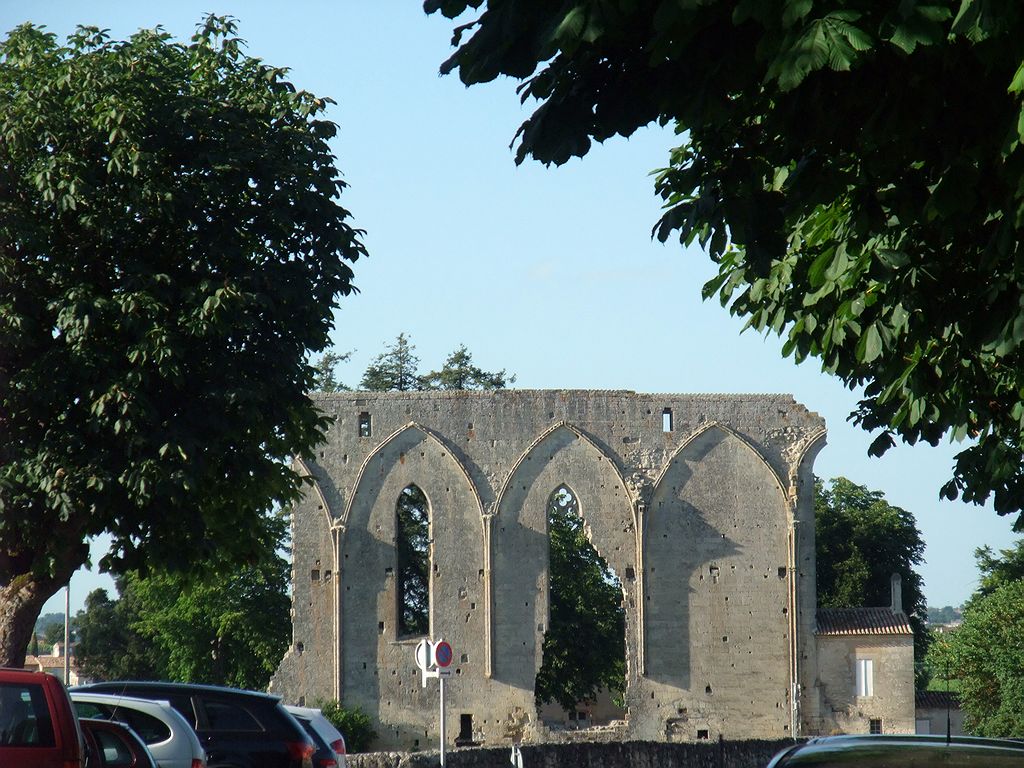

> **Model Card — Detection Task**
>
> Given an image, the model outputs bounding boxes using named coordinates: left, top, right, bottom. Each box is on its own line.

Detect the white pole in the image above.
left=63, top=585, right=70, bottom=684
left=439, top=675, right=446, bottom=767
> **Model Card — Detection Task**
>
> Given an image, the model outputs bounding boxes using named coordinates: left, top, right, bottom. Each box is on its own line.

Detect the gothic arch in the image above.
left=643, top=421, right=791, bottom=734
left=342, top=422, right=484, bottom=527
left=490, top=422, right=637, bottom=695
left=338, top=422, right=487, bottom=724
left=294, top=456, right=336, bottom=531
left=652, top=422, right=788, bottom=508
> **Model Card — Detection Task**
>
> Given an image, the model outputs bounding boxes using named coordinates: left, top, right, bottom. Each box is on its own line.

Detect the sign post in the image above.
left=413, top=638, right=454, bottom=766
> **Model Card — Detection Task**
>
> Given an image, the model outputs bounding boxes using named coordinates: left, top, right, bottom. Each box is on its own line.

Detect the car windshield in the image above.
left=0, top=683, right=54, bottom=747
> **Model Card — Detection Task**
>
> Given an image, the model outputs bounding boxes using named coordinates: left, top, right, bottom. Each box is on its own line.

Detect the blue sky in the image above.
left=11, top=2, right=1016, bottom=615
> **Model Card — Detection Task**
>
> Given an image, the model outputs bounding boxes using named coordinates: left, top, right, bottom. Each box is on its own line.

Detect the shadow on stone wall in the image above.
left=349, top=739, right=795, bottom=768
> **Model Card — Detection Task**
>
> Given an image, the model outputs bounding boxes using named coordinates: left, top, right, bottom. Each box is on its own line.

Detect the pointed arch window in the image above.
left=396, top=484, right=430, bottom=637
left=535, top=484, right=625, bottom=721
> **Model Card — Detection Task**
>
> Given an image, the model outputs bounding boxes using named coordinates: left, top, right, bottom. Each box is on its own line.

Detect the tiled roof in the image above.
left=916, top=690, right=960, bottom=709
left=816, top=607, right=914, bottom=636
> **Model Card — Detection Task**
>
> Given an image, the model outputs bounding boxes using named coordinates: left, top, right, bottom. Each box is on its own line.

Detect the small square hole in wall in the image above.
left=378, top=621, right=385, bottom=633
left=697, top=729, right=709, bottom=740
left=778, top=566, right=787, bottom=579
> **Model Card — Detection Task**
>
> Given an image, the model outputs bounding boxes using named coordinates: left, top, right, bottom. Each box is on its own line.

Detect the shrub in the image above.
left=318, top=701, right=376, bottom=753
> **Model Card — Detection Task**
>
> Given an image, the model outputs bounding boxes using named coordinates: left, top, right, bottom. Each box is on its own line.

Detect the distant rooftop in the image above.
left=916, top=690, right=960, bottom=709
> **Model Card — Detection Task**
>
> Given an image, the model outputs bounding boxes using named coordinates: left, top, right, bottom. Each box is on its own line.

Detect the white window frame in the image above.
left=856, top=658, right=874, bottom=697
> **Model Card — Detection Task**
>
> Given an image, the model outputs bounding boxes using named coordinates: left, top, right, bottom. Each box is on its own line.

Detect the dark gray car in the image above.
left=767, top=734, right=1024, bottom=768
left=73, top=682, right=313, bottom=768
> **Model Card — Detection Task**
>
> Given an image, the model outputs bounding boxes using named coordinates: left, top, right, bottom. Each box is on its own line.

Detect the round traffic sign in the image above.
left=414, top=639, right=432, bottom=671
left=433, top=640, right=453, bottom=668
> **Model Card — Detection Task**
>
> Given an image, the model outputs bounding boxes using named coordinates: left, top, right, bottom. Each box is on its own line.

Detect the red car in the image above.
left=80, top=718, right=158, bottom=768
left=0, top=667, right=85, bottom=768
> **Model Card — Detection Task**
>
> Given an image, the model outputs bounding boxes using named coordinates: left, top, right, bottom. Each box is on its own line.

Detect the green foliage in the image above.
left=360, top=334, right=513, bottom=392
left=420, top=345, right=515, bottom=390
left=427, top=0, right=1024, bottom=524
left=311, top=350, right=353, bottom=393
left=73, top=513, right=290, bottom=688
left=973, top=538, right=1024, bottom=599
left=396, top=485, right=430, bottom=637
left=927, top=580, right=1024, bottom=737
left=318, top=701, right=376, bottom=753
left=815, top=477, right=930, bottom=682
left=361, top=333, right=422, bottom=391
left=535, top=486, right=625, bottom=712
left=125, top=549, right=291, bottom=689
left=0, top=15, right=363, bottom=665
left=34, top=613, right=64, bottom=637
left=42, top=621, right=66, bottom=648
left=73, top=586, right=160, bottom=681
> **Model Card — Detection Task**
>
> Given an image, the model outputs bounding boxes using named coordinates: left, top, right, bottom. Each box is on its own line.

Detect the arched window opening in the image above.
left=535, top=485, right=626, bottom=728
left=396, top=484, right=430, bottom=637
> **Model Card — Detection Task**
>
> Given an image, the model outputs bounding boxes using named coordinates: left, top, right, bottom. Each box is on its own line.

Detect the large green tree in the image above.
left=73, top=531, right=290, bottom=689
left=311, top=350, right=353, bottom=393
left=535, top=486, right=625, bottom=712
left=360, top=335, right=513, bottom=392
left=928, top=578, right=1024, bottom=736
left=125, top=552, right=291, bottom=689
left=972, top=538, right=1024, bottom=599
left=426, top=1, right=1024, bottom=525
left=420, top=344, right=515, bottom=390
left=815, top=477, right=929, bottom=676
left=0, top=18, right=364, bottom=666
left=74, top=586, right=160, bottom=681
left=360, top=333, right=422, bottom=392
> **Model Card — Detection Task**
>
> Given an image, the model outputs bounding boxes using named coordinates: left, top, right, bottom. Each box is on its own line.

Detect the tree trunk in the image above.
left=0, top=574, right=64, bottom=668
left=0, top=535, right=86, bottom=668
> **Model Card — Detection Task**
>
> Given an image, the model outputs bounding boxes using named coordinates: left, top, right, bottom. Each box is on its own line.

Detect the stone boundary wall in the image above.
left=348, top=740, right=794, bottom=768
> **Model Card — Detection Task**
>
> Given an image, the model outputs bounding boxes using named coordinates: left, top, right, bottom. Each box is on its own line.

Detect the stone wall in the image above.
left=349, top=740, right=795, bottom=768
left=271, top=390, right=827, bottom=749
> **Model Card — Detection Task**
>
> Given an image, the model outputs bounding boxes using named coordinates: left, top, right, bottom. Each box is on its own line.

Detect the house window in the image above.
left=358, top=412, right=371, bottom=437
left=870, top=718, right=883, bottom=734
left=662, top=408, right=673, bottom=432
left=856, top=658, right=874, bottom=697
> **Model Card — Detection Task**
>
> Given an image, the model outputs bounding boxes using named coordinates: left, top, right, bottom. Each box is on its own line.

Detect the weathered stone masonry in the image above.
left=271, top=390, right=829, bottom=748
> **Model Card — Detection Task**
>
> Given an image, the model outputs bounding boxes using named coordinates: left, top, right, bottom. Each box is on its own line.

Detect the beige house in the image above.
left=24, top=644, right=85, bottom=686
left=812, top=577, right=915, bottom=735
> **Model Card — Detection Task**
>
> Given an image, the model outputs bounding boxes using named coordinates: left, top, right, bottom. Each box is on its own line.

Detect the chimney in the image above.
left=890, top=573, right=903, bottom=615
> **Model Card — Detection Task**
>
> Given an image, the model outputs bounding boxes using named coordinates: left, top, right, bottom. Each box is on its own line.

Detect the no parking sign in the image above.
left=412, top=638, right=454, bottom=767
left=433, top=640, right=453, bottom=668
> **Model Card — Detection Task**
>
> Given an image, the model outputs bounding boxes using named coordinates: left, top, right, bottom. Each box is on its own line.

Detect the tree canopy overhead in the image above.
left=0, top=17, right=364, bottom=666
left=426, top=0, right=1024, bottom=525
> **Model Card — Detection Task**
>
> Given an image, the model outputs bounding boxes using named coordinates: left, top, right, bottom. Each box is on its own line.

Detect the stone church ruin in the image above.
left=271, top=390, right=914, bottom=747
